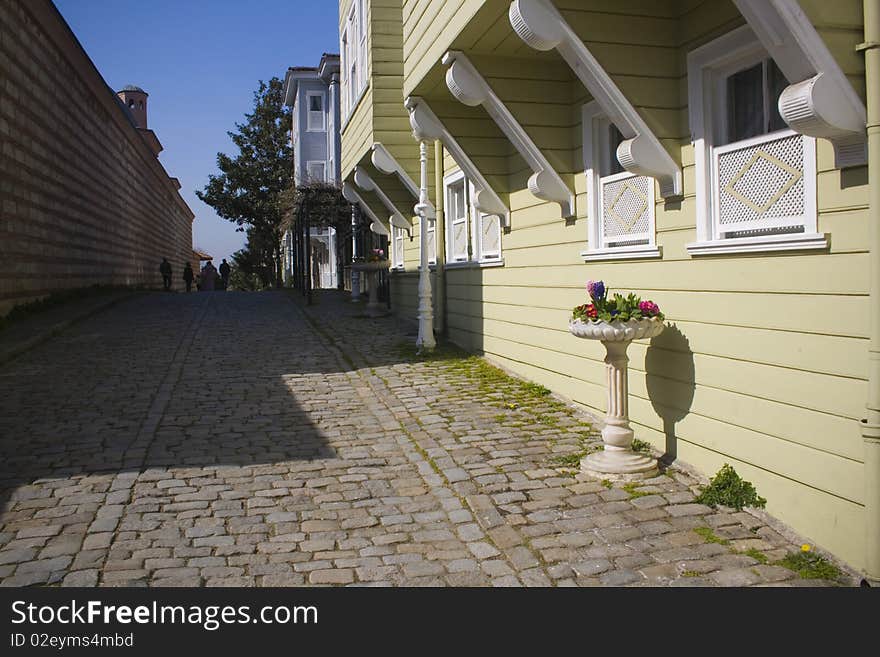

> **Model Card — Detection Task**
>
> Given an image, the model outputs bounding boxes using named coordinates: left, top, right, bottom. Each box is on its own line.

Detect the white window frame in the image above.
left=340, top=27, right=350, bottom=117
left=581, top=102, right=660, bottom=262
left=444, top=170, right=470, bottom=265
left=426, top=220, right=436, bottom=266
left=358, top=0, right=367, bottom=91
left=306, top=91, right=325, bottom=132
left=340, top=1, right=367, bottom=126
left=686, top=26, right=824, bottom=255
left=443, top=169, right=503, bottom=268
left=306, top=161, right=326, bottom=183
left=392, top=225, right=405, bottom=270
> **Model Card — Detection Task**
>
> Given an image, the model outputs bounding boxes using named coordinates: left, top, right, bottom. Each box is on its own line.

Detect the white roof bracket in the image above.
left=509, top=0, right=682, bottom=198
left=354, top=166, right=414, bottom=236
left=342, top=182, right=389, bottom=236
left=370, top=143, right=435, bottom=219
left=405, top=96, right=510, bottom=227
left=733, top=0, right=867, bottom=168
left=441, top=50, right=575, bottom=217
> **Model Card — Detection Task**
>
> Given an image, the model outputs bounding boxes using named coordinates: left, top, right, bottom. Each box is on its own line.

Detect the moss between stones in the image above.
left=777, top=550, right=842, bottom=580
left=693, top=526, right=730, bottom=546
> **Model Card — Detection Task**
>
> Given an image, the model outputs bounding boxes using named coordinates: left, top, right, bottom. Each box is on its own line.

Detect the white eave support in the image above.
left=733, top=0, right=867, bottom=168
left=404, top=96, right=510, bottom=227
left=441, top=50, right=575, bottom=217
left=341, top=182, right=389, bottom=236
left=370, top=143, right=435, bottom=219
left=354, top=166, right=414, bottom=236
left=508, top=0, right=682, bottom=199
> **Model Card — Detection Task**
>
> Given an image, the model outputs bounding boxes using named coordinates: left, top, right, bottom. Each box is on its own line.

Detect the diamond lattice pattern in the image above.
left=717, top=134, right=804, bottom=226
left=601, top=175, right=652, bottom=241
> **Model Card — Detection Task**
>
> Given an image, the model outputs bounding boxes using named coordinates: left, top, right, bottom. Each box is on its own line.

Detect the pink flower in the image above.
left=639, top=300, right=660, bottom=317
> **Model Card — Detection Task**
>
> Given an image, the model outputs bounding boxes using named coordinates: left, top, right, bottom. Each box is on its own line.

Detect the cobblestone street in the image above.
left=0, top=291, right=853, bottom=587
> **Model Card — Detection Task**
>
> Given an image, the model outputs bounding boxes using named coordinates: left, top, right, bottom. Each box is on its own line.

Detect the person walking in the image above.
left=219, top=258, right=231, bottom=291
left=201, top=261, right=216, bottom=291
left=159, top=258, right=172, bottom=291
left=183, top=262, right=194, bottom=292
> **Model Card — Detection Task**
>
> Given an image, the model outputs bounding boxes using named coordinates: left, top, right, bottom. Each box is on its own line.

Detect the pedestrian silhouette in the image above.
left=159, top=258, right=172, bottom=291
left=183, top=262, right=194, bottom=293
left=219, top=258, right=231, bottom=291
left=200, top=261, right=217, bottom=291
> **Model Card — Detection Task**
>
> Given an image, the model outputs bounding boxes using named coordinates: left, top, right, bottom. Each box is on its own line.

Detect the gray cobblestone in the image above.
left=0, top=292, right=850, bottom=588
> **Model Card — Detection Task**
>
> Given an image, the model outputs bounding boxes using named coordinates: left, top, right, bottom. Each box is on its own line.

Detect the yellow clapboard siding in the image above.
left=449, top=314, right=866, bottom=417
left=377, top=0, right=872, bottom=572
left=442, top=283, right=868, bottom=337
left=668, top=436, right=864, bottom=569
left=465, top=300, right=868, bottom=380
left=464, top=338, right=863, bottom=502
left=472, top=254, right=869, bottom=294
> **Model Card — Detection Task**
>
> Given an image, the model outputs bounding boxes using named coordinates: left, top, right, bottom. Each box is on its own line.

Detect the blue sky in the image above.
left=54, top=0, right=340, bottom=264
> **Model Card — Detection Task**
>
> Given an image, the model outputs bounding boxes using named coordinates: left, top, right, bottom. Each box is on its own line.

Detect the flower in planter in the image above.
left=573, top=303, right=598, bottom=321
left=572, top=280, right=664, bottom=323
left=366, top=248, right=386, bottom=263
left=638, top=300, right=661, bottom=318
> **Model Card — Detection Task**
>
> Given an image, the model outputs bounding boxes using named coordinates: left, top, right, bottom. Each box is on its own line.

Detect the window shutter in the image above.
left=449, top=182, right=468, bottom=261
left=479, top=214, right=501, bottom=259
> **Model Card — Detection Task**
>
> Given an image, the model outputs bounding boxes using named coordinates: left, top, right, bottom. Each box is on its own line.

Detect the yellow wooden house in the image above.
left=338, top=0, right=880, bottom=582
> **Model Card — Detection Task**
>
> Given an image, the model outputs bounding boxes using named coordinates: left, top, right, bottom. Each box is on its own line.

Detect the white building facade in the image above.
left=281, top=54, right=342, bottom=288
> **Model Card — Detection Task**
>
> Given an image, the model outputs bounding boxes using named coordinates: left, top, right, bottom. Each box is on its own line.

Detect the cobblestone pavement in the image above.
left=0, top=291, right=853, bottom=586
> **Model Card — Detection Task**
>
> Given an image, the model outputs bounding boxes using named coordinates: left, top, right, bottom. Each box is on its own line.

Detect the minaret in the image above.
left=116, top=85, right=148, bottom=129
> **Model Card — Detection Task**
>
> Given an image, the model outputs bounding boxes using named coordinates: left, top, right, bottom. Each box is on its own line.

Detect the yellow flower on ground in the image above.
left=801, top=544, right=811, bottom=552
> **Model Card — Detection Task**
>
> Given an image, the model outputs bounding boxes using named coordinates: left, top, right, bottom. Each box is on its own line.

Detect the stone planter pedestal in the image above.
left=351, top=261, right=388, bottom=314
left=570, top=318, right=665, bottom=478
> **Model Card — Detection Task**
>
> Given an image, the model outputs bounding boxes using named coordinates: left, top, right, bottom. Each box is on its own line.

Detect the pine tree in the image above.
left=197, top=78, right=292, bottom=287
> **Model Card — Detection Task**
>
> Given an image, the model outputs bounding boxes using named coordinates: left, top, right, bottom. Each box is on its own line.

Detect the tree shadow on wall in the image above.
left=645, top=323, right=695, bottom=466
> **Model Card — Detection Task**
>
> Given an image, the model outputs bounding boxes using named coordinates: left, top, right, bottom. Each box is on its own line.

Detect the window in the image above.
left=392, top=225, right=405, bottom=269
left=306, top=161, right=326, bottom=183
left=446, top=175, right=469, bottom=263
left=426, top=221, right=436, bottom=265
left=444, top=170, right=503, bottom=266
left=687, top=26, right=823, bottom=254
left=581, top=102, right=659, bottom=261
left=341, top=1, right=366, bottom=120
left=307, top=92, right=325, bottom=131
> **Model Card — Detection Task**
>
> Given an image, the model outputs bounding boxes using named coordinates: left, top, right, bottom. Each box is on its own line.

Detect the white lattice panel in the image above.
left=715, top=133, right=806, bottom=233
left=599, top=174, right=653, bottom=247
left=427, top=226, right=437, bottom=263
left=480, top=214, right=501, bottom=258
left=452, top=221, right=467, bottom=261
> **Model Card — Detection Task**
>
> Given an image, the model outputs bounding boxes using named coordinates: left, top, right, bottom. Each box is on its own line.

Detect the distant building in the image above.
left=281, top=54, right=342, bottom=289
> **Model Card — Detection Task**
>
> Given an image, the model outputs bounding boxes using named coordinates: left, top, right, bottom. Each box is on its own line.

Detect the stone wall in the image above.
left=0, top=0, right=194, bottom=315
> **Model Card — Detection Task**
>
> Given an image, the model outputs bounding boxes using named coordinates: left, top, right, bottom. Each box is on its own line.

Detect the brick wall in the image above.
left=0, top=0, right=194, bottom=315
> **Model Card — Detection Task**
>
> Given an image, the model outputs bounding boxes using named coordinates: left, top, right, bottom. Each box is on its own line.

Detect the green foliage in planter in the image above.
left=695, top=463, right=767, bottom=510
left=571, top=281, right=663, bottom=323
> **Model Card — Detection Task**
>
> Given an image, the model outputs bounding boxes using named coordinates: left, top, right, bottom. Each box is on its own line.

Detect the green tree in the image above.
left=197, top=78, right=292, bottom=287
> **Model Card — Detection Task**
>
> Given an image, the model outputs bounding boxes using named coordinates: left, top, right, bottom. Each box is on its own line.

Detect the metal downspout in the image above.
left=434, top=140, right=446, bottom=336
left=860, top=0, right=880, bottom=586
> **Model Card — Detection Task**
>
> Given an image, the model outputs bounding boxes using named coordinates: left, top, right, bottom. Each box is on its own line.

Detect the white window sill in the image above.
left=444, top=259, right=505, bottom=270
left=686, top=233, right=828, bottom=256
left=340, top=82, right=370, bottom=133
left=581, top=246, right=661, bottom=262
